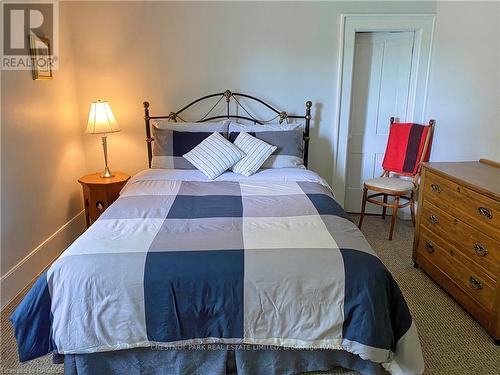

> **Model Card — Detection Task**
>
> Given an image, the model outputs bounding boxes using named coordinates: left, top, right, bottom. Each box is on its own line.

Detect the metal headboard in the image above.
left=143, top=90, right=312, bottom=168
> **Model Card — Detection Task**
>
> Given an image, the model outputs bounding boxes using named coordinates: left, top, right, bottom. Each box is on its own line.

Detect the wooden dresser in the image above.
left=413, top=160, right=500, bottom=342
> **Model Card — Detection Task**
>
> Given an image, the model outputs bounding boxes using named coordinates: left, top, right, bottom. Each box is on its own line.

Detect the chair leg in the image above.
left=382, top=194, right=387, bottom=219
left=389, top=196, right=400, bottom=240
left=409, top=194, right=416, bottom=227
left=358, top=187, right=368, bottom=229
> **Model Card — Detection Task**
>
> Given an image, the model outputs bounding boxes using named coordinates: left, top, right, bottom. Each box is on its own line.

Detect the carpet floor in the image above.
left=1, top=215, right=499, bottom=374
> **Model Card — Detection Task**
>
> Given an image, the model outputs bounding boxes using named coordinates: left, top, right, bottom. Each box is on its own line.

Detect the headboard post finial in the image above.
left=168, top=112, right=177, bottom=122
left=279, top=111, right=288, bottom=124
left=223, top=90, right=232, bottom=118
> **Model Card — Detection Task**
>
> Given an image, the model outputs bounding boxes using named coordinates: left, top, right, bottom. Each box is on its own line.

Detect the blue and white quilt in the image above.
left=11, top=168, right=424, bottom=375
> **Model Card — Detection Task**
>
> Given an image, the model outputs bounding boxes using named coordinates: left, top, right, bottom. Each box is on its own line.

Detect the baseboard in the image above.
left=0, top=211, right=86, bottom=311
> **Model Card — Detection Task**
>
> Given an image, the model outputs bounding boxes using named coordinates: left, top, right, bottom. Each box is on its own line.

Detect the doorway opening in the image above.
left=332, top=14, right=435, bottom=212
left=344, top=31, right=415, bottom=213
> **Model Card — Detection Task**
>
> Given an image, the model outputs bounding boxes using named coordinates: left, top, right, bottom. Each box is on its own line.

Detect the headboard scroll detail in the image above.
left=143, top=90, right=312, bottom=168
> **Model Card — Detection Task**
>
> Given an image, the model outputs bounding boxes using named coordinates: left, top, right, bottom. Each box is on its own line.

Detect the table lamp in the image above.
left=86, top=100, right=120, bottom=178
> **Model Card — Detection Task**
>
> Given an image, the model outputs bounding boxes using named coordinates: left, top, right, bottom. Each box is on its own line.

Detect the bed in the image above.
left=11, top=91, right=424, bottom=375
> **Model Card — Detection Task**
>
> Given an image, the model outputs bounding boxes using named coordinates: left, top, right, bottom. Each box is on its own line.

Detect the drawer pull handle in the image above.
left=477, top=207, right=492, bottom=220
left=425, top=241, right=435, bottom=253
left=469, top=276, right=483, bottom=290
left=428, top=215, right=439, bottom=224
left=431, top=184, right=441, bottom=193
left=473, top=242, right=488, bottom=257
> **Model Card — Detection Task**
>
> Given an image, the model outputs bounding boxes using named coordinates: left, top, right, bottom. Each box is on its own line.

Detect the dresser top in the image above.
left=422, top=161, right=500, bottom=200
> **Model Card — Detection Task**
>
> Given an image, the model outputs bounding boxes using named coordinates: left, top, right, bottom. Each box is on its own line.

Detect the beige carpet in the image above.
left=1, top=215, right=499, bottom=374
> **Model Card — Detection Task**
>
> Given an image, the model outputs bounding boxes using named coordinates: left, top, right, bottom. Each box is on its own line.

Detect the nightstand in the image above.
left=78, top=172, right=130, bottom=228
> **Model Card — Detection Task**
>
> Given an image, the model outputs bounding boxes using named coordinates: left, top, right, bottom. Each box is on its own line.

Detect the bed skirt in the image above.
left=60, top=346, right=386, bottom=375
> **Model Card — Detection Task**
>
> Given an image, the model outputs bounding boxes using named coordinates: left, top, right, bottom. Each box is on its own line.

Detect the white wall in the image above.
left=426, top=1, right=500, bottom=162
left=1, top=13, right=87, bottom=308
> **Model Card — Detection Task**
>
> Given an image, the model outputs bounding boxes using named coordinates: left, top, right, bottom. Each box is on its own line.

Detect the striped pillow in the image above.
left=183, top=132, right=246, bottom=180
left=231, top=132, right=277, bottom=176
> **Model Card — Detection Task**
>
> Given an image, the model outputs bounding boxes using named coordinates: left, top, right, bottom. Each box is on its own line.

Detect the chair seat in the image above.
left=364, top=177, right=414, bottom=193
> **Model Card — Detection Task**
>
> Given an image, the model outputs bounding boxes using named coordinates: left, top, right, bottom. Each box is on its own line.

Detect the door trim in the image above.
left=332, top=14, right=436, bottom=207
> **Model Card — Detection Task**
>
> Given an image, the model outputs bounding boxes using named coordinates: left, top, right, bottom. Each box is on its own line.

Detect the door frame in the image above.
left=332, top=14, right=436, bottom=207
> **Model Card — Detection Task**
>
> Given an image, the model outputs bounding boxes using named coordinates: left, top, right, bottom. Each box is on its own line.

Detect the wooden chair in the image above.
left=358, top=117, right=435, bottom=240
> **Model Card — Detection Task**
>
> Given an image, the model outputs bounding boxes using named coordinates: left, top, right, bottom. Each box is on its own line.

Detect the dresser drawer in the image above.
left=417, top=227, right=496, bottom=311
left=420, top=200, right=500, bottom=279
left=423, top=170, right=500, bottom=238
left=415, top=254, right=491, bottom=330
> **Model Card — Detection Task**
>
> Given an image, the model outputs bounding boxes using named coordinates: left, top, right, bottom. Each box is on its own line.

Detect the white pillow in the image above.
left=183, top=132, right=245, bottom=180
left=231, top=132, right=277, bottom=176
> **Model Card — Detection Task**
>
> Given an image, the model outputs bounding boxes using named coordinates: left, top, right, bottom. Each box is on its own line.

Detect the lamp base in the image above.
left=101, top=166, right=114, bottom=178
left=100, top=135, right=114, bottom=178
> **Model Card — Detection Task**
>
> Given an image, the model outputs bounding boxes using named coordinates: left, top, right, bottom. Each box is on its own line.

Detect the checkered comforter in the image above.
left=11, top=169, right=423, bottom=374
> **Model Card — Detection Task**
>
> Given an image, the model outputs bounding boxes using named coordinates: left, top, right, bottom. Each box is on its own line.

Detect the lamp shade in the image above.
left=86, top=100, right=120, bottom=134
